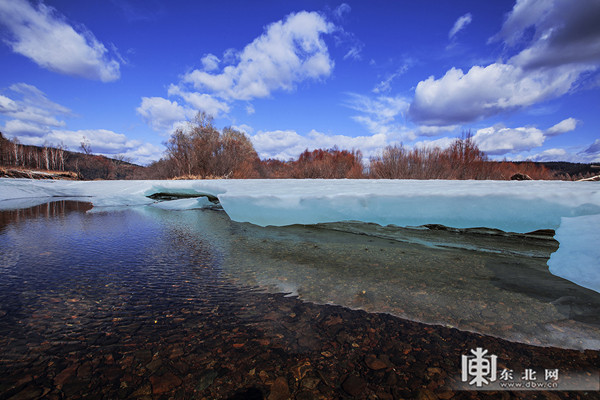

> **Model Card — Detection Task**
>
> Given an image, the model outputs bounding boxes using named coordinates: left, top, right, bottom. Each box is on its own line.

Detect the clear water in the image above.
left=138, top=202, right=600, bottom=350
left=0, top=200, right=599, bottom=398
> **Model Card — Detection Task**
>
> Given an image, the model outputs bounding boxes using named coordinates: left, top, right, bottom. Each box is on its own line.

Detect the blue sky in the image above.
left=0, top=0, right=599, bottom=165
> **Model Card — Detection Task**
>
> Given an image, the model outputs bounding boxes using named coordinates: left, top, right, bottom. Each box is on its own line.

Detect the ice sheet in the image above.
left=1, top=178, right=599, bottom=292
left=548, top=214, right=600, bottom=293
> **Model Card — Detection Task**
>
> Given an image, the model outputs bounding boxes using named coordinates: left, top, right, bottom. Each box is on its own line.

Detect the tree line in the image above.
left=143, top=112, right=557, bottom=180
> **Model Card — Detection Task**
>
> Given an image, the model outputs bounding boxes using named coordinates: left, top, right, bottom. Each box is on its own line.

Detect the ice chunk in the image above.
left=548, top=214, right=600, bottom=293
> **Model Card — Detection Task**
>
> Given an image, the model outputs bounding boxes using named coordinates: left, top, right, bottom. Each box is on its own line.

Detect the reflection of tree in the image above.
left=0, top=201, right=92, bottom=233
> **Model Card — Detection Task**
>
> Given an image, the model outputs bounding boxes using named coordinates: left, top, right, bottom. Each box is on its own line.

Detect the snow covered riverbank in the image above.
left=1, top=178, right=599, bottom=293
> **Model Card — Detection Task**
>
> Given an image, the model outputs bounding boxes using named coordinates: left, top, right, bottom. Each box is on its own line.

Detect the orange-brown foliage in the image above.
left=289, top=148, right=364, bottom=179
left=369, top=133, right=558, bottom=180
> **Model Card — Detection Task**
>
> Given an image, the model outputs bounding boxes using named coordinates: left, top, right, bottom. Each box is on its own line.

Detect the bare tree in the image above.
left=80, top=137, right=93, bottom=155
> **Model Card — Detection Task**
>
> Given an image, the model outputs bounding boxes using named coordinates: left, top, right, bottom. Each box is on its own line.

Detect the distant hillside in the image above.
left=510, top=161, right=600, bottom=179
left=0, top=132, right=144, bottom=180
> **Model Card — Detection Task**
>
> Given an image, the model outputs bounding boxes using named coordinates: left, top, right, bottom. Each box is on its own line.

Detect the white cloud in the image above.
left=136, top=97, right=196, bottom=133
left=449, top=13, right=472, bottom=39
left=201, top=53, right=220, bottom=71
left=250, top=128, right=390, bottom=160
left=182, top=11, right=334, bottom=101
left=48, top=129, right=139, bottom=153
left=0, top=83, right=69, bottom=127
left=473, top=124, right=546, bottom=155
left=245, top=104, right=255, bottom=115
left=0, top=0, right=120, bottom=81
left=334, top=3, right=351, bottom=21
left=546, top=117, right=578, bottom=137
left=343, top=44, right=363, bottom=61
left=2, top=119, right=50, bottom=137
left=409, top=63, right=586, bottom=126
left=0, top=94, right=19, bottom=114
left=583, top=139, right=600, bottom=155
left=121, top=143, right=164, bottom=166
left=413, top=137, right=456, bottom=150
left=231, top=124, right=254, bottom=135
left=346, top=93, right=409, bottom=122
left=523, top=148, right=569, bottom=162
left=167, top=85, right=230, bottom=117
left=251, top=129, right=305, bottom=160
left=518, top=140, right=600, bottom=163
left=345, top=93, right=416, bottom=141
left=222, top=48, right=238, bottom=64
left=372, top=63, right=411, bottom=94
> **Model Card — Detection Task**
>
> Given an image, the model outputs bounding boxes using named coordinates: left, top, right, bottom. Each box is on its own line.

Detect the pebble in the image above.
left=267, top=376, right=290, bottom=400
left=342, top=374, right=367, bottom=396
left=365, top=354, right=387, bottom=370
left=150, top=372, right=182, bottom=394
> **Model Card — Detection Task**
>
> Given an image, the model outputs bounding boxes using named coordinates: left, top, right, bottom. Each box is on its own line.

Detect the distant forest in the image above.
left=1, top=114, right=598, bottom=181
left=0, top=132, right=140, bottom=180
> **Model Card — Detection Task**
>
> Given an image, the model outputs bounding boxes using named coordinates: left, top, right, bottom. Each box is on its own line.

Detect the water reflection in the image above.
left=0, top=200, right=92, bottom=232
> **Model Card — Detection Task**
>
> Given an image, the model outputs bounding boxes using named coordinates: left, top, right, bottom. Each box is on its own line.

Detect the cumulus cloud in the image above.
left=201, top=53, right=220, bottom=71
left=0, top=0, right=120, bottom=81
left=449, top=13, right=472, bottom=39
left=523, top=148, right=569, bottom=162
left=182, top=11, right=334, bottom=101
left=250, top=128, right=389, bottom=160
left=546, top=117, right=578, bottom=137
left=409, top=64, right=585, bottom=126
left=136, top=97, right=196, bottom=132
left=167, top=85, right=230, bottom=117
left=410, top=0, right=600, bottom=127
left=470, top=116, right=580, bottom=157
left=251, top=129, right=305, bottom=160
left=473, top=124, right=545, bottom=155
left=137, top=11, right=336, bottom=133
